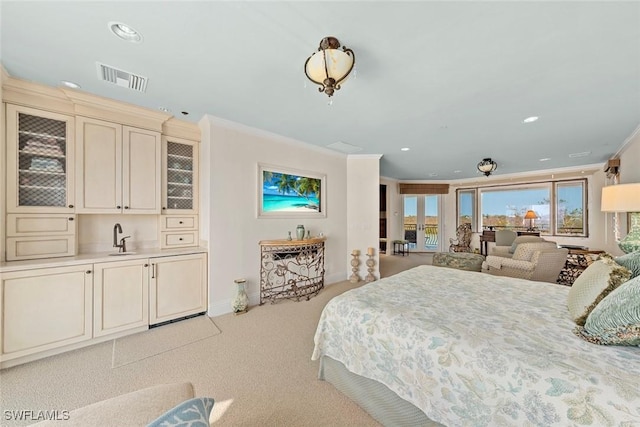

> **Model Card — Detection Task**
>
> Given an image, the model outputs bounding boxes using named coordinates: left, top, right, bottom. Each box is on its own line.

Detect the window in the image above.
left=456, top=189, right=476, bottom=232
left=556, top=180, right=587, bottom=235
left=457, top=179, right=587, bottom=237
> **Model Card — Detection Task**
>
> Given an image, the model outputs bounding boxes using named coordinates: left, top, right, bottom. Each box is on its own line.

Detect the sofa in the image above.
left=482, top=241, right=569, bottom=283
left=31, top=382, right=213, bottom=427
left=489, top=235, right=547, bottom=258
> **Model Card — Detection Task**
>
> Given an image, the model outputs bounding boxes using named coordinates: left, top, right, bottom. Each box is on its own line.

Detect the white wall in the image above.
left=347, top=155, right=381, bottom=280
left=201, top=115, right=348, bottom=316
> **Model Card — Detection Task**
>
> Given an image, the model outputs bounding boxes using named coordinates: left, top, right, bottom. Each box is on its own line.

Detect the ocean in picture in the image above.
left=263, top=193, right=319, bottom=212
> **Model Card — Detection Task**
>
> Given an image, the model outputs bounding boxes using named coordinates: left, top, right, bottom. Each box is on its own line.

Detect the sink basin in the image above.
left=108, top=252, right=137, bottom=256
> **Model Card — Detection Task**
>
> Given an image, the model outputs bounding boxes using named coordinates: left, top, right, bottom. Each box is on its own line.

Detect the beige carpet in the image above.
left=112, top=315, right=221, bottom=368
left=0, top=254, right=430, bottom=427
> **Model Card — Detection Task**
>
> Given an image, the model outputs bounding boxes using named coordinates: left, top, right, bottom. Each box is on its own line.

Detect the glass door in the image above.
left=7, top=105, right=75, bottom=213
left=403, top=195, right=440, bottom=252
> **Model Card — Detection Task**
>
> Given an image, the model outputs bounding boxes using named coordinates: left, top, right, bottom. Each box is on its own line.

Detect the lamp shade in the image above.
left=524, top=210, right=538, bottom=219
left=304, top=37, right=355, bottom=97
left=602, top=183, right=640, bottom=254
left=601, top=183, right=640, bottom=212
left=477, top=158, right=497, bottom=176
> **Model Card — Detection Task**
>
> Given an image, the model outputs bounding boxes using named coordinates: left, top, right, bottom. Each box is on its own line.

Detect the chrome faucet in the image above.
left=113, top=223, right=130, bottom=253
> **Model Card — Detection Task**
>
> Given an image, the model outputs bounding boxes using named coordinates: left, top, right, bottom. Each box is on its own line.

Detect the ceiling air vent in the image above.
left=96, top=62, right=148, bottom=92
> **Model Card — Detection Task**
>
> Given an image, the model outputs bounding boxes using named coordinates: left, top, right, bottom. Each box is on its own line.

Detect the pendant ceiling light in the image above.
left=304, top=36, right=355, bottom=97
left=477, top=158, right=498, bottom=177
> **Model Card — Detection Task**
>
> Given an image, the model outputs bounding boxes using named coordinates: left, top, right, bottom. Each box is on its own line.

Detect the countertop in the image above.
left=0, top=247, right=208, bottom=273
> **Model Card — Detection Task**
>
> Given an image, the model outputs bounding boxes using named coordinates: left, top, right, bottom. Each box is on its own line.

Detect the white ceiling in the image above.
left=1, top=1, right=639, bottom=180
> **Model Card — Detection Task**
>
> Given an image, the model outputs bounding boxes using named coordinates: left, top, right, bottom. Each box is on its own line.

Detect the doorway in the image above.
left=403, top=195, right=440, bottom=252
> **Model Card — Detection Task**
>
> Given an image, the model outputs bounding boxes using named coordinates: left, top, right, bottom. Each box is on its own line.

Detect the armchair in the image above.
left=449, top=223, right=472, bottom=253
left=482, top=242, right=568, bottom=283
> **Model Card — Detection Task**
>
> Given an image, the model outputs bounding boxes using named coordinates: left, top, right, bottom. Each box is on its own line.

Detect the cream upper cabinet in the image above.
left=0, top=264, right=93, bottom=363
left=75, top=117, right=161, bottom=214
left=6, top=104, right=75, bottom=213
left=161, top=136, right=198, bottom=214
left=93, top=259, right=149, bottom=337
left=149, top=253, right=207, bottom=325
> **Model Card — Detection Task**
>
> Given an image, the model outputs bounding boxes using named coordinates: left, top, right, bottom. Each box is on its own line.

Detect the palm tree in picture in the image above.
left=296, top=177, right=320, bottom=211
left=275, top=174, right=298, bottom=196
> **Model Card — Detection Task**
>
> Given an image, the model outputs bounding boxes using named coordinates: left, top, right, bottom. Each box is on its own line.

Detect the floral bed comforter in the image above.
left=312, top=265, right=640, bottom=426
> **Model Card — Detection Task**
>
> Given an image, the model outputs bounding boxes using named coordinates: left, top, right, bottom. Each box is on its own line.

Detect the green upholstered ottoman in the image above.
left=432, top=252, right=485, bottom=272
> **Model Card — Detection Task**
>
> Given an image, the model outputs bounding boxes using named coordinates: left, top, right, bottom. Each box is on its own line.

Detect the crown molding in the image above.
left=162, top=117, right=201, bottom=141
left=1, top=73, right=196, bottom=135
left=2, top=75, right=75, bottom=114
left=61, top=88, right=172, bottom=132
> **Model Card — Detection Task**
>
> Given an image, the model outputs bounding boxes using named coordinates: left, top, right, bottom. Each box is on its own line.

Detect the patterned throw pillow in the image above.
left=574, top=275, right=640, bottom=346
left=509, top=235, right=543, bottom=254
left=615, top=251, right=640, bottom=280
left=147, top=397, right=214, bottom=427
left=567, top=257, right=631, bottom=325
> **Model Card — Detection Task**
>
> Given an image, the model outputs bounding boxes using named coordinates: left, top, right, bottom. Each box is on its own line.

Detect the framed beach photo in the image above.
left=258, top=163, right=326, bottom=218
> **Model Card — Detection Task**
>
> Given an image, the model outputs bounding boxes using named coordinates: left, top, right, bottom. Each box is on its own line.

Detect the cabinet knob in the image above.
left=124, top=206, right=130, bottom=209
left=86, top=270, right=92, bottom=274
left=116, top=206, right=122, bottom=209
left=68, top=217, right=74, bottom=221
left=162, top=207, right=166, bottom=210
left=179, top=238, right=183, bottom=241
left=179, top=221, right=183, bottom=224
left=68, top=204, right=74, bottom=208
left=144, top=264, right=149, bottom=267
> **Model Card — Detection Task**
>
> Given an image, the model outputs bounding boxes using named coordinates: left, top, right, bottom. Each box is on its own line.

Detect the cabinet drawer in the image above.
left=161, top=215, right=197, bottom=230
left=161, top=231, right=197, bottom=248
left=7, top=214, right=76, bottom=236
left=6, top=236, right=76, bottom=261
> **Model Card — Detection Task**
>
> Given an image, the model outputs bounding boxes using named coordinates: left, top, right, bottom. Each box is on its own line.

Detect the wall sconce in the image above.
left=601, top=183, right=640, bottom=253
left=477, top=158, right=497, bottom=177
left=524, top=210, right=538, bottom=231
left=304, top=36, right=355, bottom=98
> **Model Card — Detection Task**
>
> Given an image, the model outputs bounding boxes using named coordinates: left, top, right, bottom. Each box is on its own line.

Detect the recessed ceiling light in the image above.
left=400, top=147, right=410, bottom=151
left=108, top=21, right=143, bottom=43
left=453, top=170, right=462, bottom=174
left=158, top=107, right=171, bottom=113
left=60, top=80, right=80, bottom=89
left=429, top=173, right=438, bottom=177
left=539, top=158, right=550, bottom=162
left=522, top=116, right=539, bottom=123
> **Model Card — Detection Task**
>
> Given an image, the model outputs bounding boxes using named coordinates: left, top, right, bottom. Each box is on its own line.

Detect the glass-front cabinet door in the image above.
left=161, top=136, right=198, bottom=214
left=6, top=105, right=75, bottom=213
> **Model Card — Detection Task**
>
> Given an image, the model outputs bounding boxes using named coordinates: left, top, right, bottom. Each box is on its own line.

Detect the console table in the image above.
left=258, top=237, right=325, bottom=304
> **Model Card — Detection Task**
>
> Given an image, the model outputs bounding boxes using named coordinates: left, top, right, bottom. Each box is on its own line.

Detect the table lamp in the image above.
left=601, top=183, right=640, bottom=254
left=524, top=210, right=537, bottom=231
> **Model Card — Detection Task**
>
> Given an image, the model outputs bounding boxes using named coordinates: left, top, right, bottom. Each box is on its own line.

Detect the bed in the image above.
left=312, top=265, right=640, bottom=426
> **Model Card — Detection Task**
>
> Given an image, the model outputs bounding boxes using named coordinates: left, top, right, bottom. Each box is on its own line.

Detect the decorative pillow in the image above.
left=509, top=235, right=544, bottom=254
left=615, top=251, right=640, bottom=280
left=574, top=275, right=640, bottom=346
left=147, top=397, right=214, bottom=427
left=567, top=257, right=631, bottom=325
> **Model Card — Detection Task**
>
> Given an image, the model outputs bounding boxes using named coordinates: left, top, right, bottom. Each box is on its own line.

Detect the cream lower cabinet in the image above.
left=5, top=213, right=77, bottom=261
left=0, top=264, right=92, bottom=363
left=93, top=259, right=149, bottom=337
left=149, top=253, right=207, bottom=325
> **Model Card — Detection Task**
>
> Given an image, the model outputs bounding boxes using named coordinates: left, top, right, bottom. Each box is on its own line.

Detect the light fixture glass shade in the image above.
left=601, top=183, right=640, bottom=253
left=477, top=158, right=497, bottom=176
left=304, top=37, right=355, bottom=97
